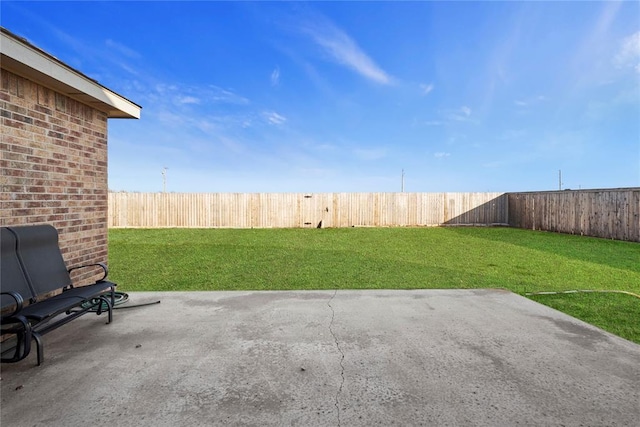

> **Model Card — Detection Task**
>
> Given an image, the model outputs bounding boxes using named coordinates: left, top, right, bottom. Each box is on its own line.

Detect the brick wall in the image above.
left=1, top=69, right=109, bottom=284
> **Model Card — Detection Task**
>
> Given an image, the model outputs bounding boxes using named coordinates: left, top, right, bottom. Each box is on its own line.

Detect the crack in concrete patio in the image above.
left=327, top=289, right=345, bottom=427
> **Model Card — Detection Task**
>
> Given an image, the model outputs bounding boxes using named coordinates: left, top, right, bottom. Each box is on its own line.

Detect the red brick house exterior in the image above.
left=0, top=27, right=140, bottom=282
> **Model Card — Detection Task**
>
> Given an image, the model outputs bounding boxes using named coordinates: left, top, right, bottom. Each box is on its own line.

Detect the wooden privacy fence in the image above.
left=108, top=192, right=508, bottom=229
left=508, top=188, right=640, bottom=242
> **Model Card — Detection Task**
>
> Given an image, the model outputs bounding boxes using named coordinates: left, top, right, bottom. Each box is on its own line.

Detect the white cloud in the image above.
left=420, top=106, right=474, bottom=127
left=105, top=39, right=141, bottom=59
left=193, top=118, right=218, bottom=134
left=434, top=152, right=450, bottom=159
left=263, top=111, right=287, bottom=125
left=154, top=83, right=176, bottom=95
left=176, top=96, right=200, bottom=105
left=154, top=83, right=249, bottom=106
left=216, top=135, right=247, bottom=154
left=137, top=81, right=257, bottom=142
left=300, top=13, right=392, bottom=85
left=114, top=61, right=140, bottom=76
left=271, top=67, right=280, bottom=86
left=207, top=85, right=250, bottom=105
left=156, top=110, right=185, bottom=126
left=614, top=31, right=640, bottom=73
left=442, top=106, right=472, bottom=122
left=420, top=83, right=434, bottom=95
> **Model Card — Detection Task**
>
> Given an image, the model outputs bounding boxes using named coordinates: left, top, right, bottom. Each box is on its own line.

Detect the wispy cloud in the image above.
left=442, top=106, right=472, bottom=122
left=155, top=110, right=186, bottom=126
left=105, top=39, right=141, bottom=59
left=176, top=96, right=200, bottom=105
left=207, top=85, right=250, bottom=105
left=614, top=31, right=640, bottom=73
left=28, top=22, right=143, bottom=79
left=417, top=106, right=473, bottom=127
left=133, top=80, right=258, bottom=147
left=434, top=152, right=450, bottom=159
left=271, top=67, right=281, bottom=86
left=420, top=83, right=434, bottom=95
left=569, top=1, right=623, bottom=88
left=298, top=11, right=392, bottom=85
left=593, top=1, right=622, bottom=43
left=263, top=111, right=287, bottom=125
left=155, top=84, right=250, bottom=106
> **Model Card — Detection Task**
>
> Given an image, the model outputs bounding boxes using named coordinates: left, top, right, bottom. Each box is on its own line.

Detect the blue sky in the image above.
left=3, top=1, right=639, bottom=193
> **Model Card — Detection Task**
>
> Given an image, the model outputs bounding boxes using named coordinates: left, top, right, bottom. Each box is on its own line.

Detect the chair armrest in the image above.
left=68, top=262, right=109, bottom=282
left=1, top=291, right=24, bottom=318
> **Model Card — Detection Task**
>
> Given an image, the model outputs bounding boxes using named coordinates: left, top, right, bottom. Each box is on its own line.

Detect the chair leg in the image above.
left=108, top=287, right=115, bottom=323
left=33, top=333, right=43, bottom=366
left=17, top=317, right=32, bottom=361
left=99, top=295, right=113, bottom=324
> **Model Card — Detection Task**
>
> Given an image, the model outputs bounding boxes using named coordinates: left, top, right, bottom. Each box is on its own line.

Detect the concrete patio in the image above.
left=1, top=289, right=639, bottom=426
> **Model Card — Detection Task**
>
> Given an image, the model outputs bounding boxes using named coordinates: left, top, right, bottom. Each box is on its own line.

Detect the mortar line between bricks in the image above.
left=328, top=289, right=345, bottom=427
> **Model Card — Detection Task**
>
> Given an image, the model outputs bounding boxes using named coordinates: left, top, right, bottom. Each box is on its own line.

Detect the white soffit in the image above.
left=1, top=28, right=141, bottom=119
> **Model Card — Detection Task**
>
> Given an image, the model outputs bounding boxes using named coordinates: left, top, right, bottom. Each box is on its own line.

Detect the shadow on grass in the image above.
left=442, top=227, right=640, bottom=274
left=528, top=292, right=640, bottom=344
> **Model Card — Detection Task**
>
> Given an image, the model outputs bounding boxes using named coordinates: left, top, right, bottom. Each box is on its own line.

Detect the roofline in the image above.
left=0, top=27, right=141, bottom=119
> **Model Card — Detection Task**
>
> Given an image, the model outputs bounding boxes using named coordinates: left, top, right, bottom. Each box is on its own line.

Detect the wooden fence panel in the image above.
left=108, top=190, right=637, bottom=241
left=108, top=192, right=508, bottom=229
left=508, top=188, right=640, bottom=242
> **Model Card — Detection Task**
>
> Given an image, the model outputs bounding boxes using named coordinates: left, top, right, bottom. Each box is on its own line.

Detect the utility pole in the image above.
left=401, top=169, right=405, bottom=192
left=558, top=169, right=562, bottom=191
left=162, top=167, right=168, bottom=193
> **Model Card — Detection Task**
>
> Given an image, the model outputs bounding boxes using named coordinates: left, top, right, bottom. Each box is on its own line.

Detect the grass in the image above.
left=108, top=227, right=640, bottom=343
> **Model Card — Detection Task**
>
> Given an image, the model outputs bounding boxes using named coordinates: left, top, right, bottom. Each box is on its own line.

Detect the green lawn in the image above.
left=108, top=227, right=640, bottom=343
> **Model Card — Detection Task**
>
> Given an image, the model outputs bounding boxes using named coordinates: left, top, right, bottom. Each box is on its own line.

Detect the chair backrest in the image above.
left=9, top=225, right=71, bottom=299
left=1, top=227, right=36, bottom=309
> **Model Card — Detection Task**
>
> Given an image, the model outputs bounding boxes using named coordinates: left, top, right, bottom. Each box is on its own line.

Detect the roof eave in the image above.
left=1, top=28, right=141, bottom=119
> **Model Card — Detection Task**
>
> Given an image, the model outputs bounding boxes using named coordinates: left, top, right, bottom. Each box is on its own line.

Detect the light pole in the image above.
left=162, top=167, right=168, bottom=193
